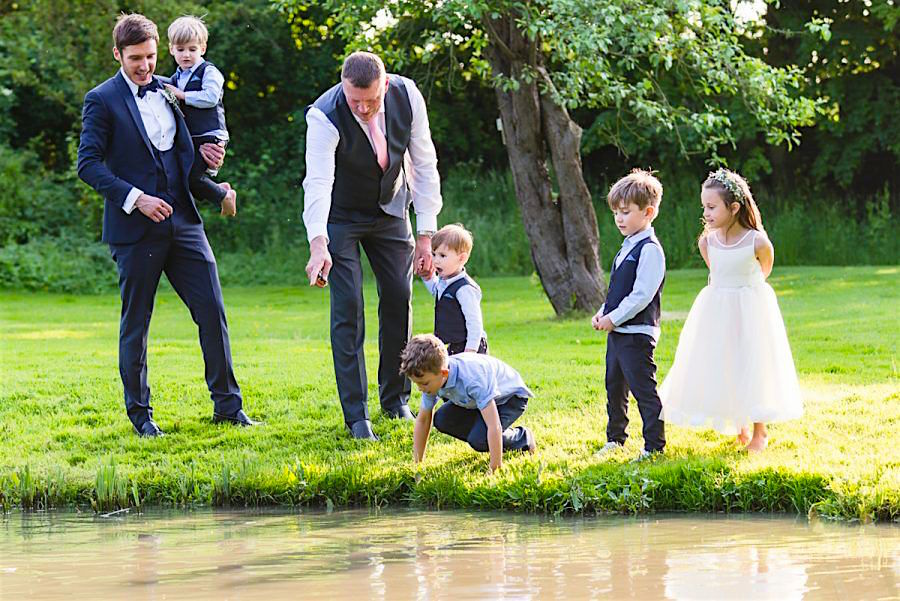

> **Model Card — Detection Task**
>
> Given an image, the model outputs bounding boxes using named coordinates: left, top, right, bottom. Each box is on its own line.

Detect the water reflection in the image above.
left=0, top=510, right=897, bottom=600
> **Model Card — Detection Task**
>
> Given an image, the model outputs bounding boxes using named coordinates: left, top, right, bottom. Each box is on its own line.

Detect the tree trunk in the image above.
left=482, top=14, right=606, bottom=315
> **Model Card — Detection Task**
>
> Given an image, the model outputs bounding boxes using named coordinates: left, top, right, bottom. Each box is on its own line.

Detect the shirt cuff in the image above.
left=184, top=91, right=217, bottom=109
left=415, top=213, right=438, bottom=234
left=123, top=187, right=142, bottom=214
left=306, top=222, right=329, bottom=244
left=606, top=307, right=626, bottom=327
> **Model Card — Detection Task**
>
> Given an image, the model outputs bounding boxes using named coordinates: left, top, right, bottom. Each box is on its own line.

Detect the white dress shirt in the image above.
left=302, top=76, right=442, bottom=243
left=120, top=69, right=177, bottom=214
left=174, top=59, right=229, bottom=140
left=603, top=226, right=666, bottom=342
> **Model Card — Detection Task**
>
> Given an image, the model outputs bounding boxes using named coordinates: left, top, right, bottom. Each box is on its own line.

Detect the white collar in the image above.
left=621, top=226, right=654, bottom=248
left=177, top=59, right=205, bottom=78
left=440, top=268, right=468, bottom=285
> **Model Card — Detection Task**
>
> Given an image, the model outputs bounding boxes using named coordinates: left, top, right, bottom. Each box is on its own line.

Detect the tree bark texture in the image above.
left=482, top=14, right=606, bottom=315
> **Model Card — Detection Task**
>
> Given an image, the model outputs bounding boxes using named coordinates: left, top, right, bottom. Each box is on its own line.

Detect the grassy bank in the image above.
left=0, top=267, right=898, bottom=520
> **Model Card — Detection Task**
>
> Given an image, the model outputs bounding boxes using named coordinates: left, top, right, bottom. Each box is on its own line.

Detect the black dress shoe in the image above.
left=347, top=419, right=378, bottom=441
left=385, top=405, right=416, bottom=420
left=212, top=409, right=261, bottom=427
left=134, top=420, right=164, bottom=438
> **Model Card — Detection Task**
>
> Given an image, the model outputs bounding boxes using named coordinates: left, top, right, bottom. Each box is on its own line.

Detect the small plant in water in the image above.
left=92, top=458, right=130, bottom=513
left=213, top=462, right=232, bottom=506
left=17, top=465, right=36, bottom=510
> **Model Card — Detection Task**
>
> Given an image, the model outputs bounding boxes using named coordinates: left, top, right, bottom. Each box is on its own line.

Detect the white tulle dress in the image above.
left=660, top=229, right=803, bottom=434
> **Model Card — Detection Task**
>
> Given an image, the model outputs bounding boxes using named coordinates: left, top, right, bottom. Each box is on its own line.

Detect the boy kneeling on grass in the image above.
left=400, top=334, right=536, bottom=473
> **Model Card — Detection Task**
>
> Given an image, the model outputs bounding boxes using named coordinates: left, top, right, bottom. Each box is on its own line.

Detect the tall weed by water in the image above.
left=92, top=459, right=133, bottom=513
left=0, top=466, right=70, bottom=511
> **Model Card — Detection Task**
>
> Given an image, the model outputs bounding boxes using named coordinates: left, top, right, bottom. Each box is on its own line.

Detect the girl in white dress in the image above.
left=659, top=169, right=802, bottom=452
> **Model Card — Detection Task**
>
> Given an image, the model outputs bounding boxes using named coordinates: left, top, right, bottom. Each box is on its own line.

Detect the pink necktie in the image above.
left=367, top=117, right=389, bottom=172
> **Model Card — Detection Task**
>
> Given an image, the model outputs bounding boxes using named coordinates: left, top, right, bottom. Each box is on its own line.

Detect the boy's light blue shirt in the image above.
left=174, top=59, right=229, bottom=140
left=601, top=226, right=666, bottom=342
left=420, top=353, right=532, bottom=412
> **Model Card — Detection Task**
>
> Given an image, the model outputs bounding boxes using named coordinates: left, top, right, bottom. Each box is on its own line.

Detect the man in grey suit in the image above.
left=303, top=52, right=442, bottom=440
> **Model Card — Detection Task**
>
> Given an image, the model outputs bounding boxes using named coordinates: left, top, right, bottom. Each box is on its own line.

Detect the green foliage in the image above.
left=0, top=144, right=92, bottom=245
left=302, top=0, right=820, bottom=163
left=754, top=1, right=900, bottom=198
left=0, top=0, right=895, bottom=296
left=0, top=168, right=895, bottom=293
left=0, top=234, right=115, bottom=293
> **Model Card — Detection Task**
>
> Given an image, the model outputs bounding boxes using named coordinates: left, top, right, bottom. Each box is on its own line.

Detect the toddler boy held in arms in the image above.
left=163, top=16, right=236, bottom=216
left=400, top=334, right=535, bottom=473
left=592, top=169, right=667, bottom=461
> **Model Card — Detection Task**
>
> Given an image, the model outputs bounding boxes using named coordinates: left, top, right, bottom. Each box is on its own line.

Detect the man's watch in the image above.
left=418, top=230, right=436, bottom=238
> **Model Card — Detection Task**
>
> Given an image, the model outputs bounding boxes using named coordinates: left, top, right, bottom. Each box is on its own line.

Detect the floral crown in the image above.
left=708, top=169, right=745, bottom=205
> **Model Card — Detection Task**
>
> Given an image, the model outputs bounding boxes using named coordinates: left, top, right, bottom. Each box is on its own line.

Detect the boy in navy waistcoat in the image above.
left=420, top=224, right=488, bottom=355
left=591, top=169, right=666, bottom=460
left=163, top=16, right=236, bottom=215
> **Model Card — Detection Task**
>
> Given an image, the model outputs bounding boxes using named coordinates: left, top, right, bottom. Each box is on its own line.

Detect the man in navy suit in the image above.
left=77, top=13, right=258, bottom=436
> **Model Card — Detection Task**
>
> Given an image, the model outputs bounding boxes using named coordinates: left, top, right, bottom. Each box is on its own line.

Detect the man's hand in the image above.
left=220, top=183, right=236, bottom=217
left=199, top=142, right=225, bottom=170
left=305, top=235, right=332, bottom=287
left=591, top=312, right=615, bottom=332
left=414, top=235, right=434, bottom=278
left=163, top=83, right=185, bottom=101
left=135, top=193, right=172, bottom=223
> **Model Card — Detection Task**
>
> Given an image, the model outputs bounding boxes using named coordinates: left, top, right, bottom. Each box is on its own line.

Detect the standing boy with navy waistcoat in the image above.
left=591, top=169, right=666, bottom=460
left=162, top=16, right=236, bottom=215
left=422, top=224, right=488, bottom=355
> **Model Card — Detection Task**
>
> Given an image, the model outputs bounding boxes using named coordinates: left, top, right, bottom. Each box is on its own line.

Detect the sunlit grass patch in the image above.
left=0, top=266, right=897, bottom=520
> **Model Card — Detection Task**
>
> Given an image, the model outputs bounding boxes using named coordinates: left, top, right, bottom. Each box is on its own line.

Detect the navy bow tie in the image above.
left=137, top=79, right=160, bottom=99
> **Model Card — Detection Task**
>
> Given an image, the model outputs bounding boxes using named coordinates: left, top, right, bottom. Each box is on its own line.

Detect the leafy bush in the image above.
left=1, top=169, right=896, bottom=294
left=0, top=234, right=115, bottom=294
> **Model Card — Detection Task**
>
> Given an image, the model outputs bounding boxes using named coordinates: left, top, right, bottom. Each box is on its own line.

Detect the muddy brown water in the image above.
left=1, top=510, right=897, bottom=600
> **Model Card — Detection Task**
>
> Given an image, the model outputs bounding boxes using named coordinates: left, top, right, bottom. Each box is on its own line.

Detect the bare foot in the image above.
left=736, top=426, right=751, bottom=446
left=220, top=185, right=237, bottom=217
left=745, top=436, right=768, bottom=453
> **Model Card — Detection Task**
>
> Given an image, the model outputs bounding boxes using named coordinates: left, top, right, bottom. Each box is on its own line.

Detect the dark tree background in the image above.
left=0, top=0, right=896, bottom=294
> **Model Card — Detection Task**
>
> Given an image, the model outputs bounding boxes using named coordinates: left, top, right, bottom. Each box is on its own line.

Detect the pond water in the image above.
left=0, top=509, right=897, bottom=600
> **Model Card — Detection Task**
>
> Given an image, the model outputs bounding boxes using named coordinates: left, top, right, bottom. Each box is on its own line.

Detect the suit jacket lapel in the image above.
left=116, top=72, right=154, bottom=157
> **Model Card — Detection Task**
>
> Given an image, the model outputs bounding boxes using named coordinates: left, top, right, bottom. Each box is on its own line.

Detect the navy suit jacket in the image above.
left=77, top=72, right=200, bottom=244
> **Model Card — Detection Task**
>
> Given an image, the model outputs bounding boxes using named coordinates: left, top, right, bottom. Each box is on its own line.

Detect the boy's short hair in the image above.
left=342, top=51, right=385, bottom=88
left=399, top=334, right=448, bottom=378
left=607, top=169, right=663, bottom=211
left=167, top=15, right=209, bottom=47
left=431, top=223, right=473, bottom=255
left=113, top=13, right=159, bottom=52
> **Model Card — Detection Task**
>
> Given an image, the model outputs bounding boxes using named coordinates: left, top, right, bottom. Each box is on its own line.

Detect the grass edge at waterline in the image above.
left=1, top=454, right=896, bottom=522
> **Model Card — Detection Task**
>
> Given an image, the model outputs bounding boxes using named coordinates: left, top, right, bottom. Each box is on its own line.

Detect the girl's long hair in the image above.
left=702, top=169, right=765, bottom=233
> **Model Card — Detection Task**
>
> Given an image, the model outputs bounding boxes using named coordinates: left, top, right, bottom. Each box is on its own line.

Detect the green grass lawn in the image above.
left=1, top=266, right=898, bottom=520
